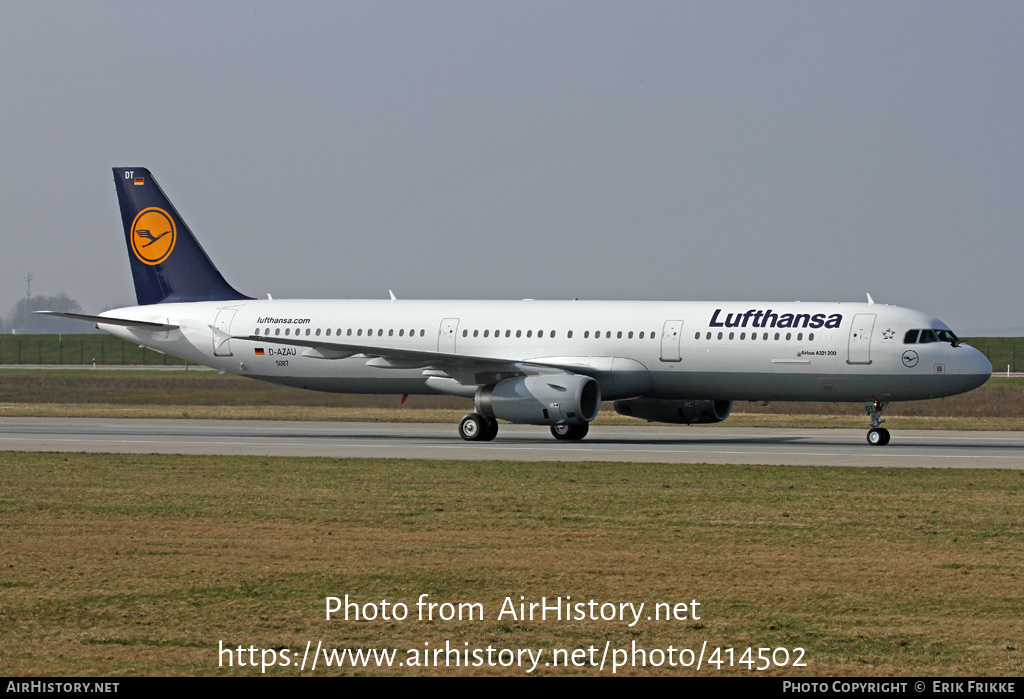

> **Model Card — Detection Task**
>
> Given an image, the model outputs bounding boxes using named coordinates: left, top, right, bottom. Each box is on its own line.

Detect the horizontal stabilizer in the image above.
left=35, top=311, right=179, bottom=331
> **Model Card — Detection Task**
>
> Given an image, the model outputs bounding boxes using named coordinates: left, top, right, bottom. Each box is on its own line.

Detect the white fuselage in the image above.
left=97, top=298, right=992, bottom=405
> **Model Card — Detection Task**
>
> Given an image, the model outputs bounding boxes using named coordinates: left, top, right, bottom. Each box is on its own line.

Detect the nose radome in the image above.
left=961, top=345, right=992, bottom=386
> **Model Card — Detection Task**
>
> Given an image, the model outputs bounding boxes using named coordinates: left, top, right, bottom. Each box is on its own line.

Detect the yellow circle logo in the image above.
left=130, top=208, right=176, bottom=265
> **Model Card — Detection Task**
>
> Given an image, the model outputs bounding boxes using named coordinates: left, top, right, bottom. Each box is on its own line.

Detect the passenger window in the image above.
left=275, top=328, right=280, bottom=336
left=629, top=331, right=634, bottom=339
left=584, top=331, right=590, bottom=338
left=797, top=333, right=803, bottom=341
left=462, top=329, right=468, bottom=337
left=706, top=332, right=711, bottom=340
left=285, top=328, right=290, bottom=336
left=904, top=329, right=920, bottom=344
left=357, top=329, right=363, bottom=336
left=639, top=332, right=645, bottom=339
left=516, top=330, right=522, bottom=338
left=527, top=330, right=533, bottom=338
left=729, top=332, right=734, bottom=340
left=740, top=332, right=746, bottom=340
left=567, top=330, right=573, bottom=339
left=786, top=333, right=792, bottom=340
left=254, top=328, right=260, bottom=335
left=717, top=332, right=723, bottom=340
left=808, top=333, right=814, bottom=341
left=618, top=331, right=623, bottom=339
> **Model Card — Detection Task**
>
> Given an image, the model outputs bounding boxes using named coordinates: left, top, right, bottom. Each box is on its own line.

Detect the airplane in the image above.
left=42, top=167, right=992, bottom=446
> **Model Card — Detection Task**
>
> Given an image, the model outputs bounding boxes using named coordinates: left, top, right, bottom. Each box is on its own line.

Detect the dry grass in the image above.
left=2, top=452, right=1022, bottom=676
left=0, top=371, right=1021, bottom=428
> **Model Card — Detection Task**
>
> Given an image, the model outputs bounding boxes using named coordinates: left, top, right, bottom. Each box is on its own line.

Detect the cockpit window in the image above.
left=905, top=328, right=961, bottom=345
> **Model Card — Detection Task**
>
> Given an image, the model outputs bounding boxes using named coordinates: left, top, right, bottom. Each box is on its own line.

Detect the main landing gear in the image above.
left=551, top=423, right=589, bottom=440
left=458, top=413, right=499, bottom=442
left=865, top=400, right=890, bottom=446
left=457, top=414, right=591, bottom=442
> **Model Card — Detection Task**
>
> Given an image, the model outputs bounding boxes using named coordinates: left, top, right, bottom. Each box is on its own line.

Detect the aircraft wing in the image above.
left=35, top=311, right=179, bottom=331
left=235, top=333, right=590, bottom=386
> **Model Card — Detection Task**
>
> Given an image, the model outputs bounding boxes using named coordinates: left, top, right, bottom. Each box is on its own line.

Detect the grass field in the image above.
left=1, top=452, right=1022, bottom=676
left=1, top=353, right=1021, bottom=677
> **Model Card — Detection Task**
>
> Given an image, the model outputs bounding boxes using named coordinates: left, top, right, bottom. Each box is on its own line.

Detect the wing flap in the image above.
left=234, top=333, right=573, bottom=383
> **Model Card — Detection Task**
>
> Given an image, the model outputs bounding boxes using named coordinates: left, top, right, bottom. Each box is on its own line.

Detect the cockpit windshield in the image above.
left=904, top=328, right=960, bottom=345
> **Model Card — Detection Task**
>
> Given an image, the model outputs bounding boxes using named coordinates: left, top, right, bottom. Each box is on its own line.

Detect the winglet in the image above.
left=866, top=293, right=875, bottom=305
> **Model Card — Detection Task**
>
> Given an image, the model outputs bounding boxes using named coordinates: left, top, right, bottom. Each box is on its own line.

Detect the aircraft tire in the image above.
left=459, top=413, right=487, bottom=441
left=551, top=423, right=589, bottom=441
left=867, top=428, right=890, bottom=446
left=482, top=418, right=499, bottom=441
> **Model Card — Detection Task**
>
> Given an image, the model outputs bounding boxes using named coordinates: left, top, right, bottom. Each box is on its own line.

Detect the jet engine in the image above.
left=476, top=374, right=601, bottom=426
left=613, top=399, right=733, bottom=425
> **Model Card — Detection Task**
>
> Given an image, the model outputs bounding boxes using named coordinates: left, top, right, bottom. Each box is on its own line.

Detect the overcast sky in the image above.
left=2, top=1, right=1022, bottom=334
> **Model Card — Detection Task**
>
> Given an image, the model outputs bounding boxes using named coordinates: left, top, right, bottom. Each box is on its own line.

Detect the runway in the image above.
left=1, top=417, right=1023, bottom=468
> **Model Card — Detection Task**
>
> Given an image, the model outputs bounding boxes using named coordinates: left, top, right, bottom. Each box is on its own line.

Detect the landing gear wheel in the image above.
left=551, top=423, right=589, bottom=441
left=867, top=428, right=890, bottom=446
left=459, top=413, right=487, bottom=441
left=482, top=418, right=499, bottom=441
left=864, top=401, right=891, bottom=446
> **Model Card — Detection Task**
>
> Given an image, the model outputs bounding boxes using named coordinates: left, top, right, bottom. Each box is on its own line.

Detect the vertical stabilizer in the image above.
left=113, top=167, right=251, bottom=305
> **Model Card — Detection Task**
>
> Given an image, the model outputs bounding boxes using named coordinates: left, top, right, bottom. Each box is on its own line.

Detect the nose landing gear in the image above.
left=865, top=400, right=890, bottom=446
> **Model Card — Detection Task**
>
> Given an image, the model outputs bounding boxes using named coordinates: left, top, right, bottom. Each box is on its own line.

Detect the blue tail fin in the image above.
left=113, top=167, right=251, bottom=305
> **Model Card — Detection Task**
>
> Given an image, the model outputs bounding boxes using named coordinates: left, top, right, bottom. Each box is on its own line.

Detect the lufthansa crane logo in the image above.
left=902, top=350, right=919, bottom=368
left=130, top=207, right=176, bottom=265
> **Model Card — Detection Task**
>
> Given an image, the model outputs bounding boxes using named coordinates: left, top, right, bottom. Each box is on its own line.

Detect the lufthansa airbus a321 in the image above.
left=42, top=168, right=992, bottom=445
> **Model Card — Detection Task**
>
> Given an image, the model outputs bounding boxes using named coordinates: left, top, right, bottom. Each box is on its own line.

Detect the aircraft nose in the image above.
left=960, top=345, right=992, bottom=389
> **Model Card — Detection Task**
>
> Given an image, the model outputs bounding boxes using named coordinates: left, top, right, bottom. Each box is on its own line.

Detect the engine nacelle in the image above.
left=476, top=374, right=601, bottom=426
left=613, top=399, right=733, bottom=425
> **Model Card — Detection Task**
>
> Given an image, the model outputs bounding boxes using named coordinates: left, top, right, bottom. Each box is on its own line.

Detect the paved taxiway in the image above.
left=1, top=417, right=1023, bottom=468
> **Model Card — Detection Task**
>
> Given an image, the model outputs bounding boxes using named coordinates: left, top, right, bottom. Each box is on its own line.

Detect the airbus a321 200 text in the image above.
left=43, top=168, right=992, bottom=446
